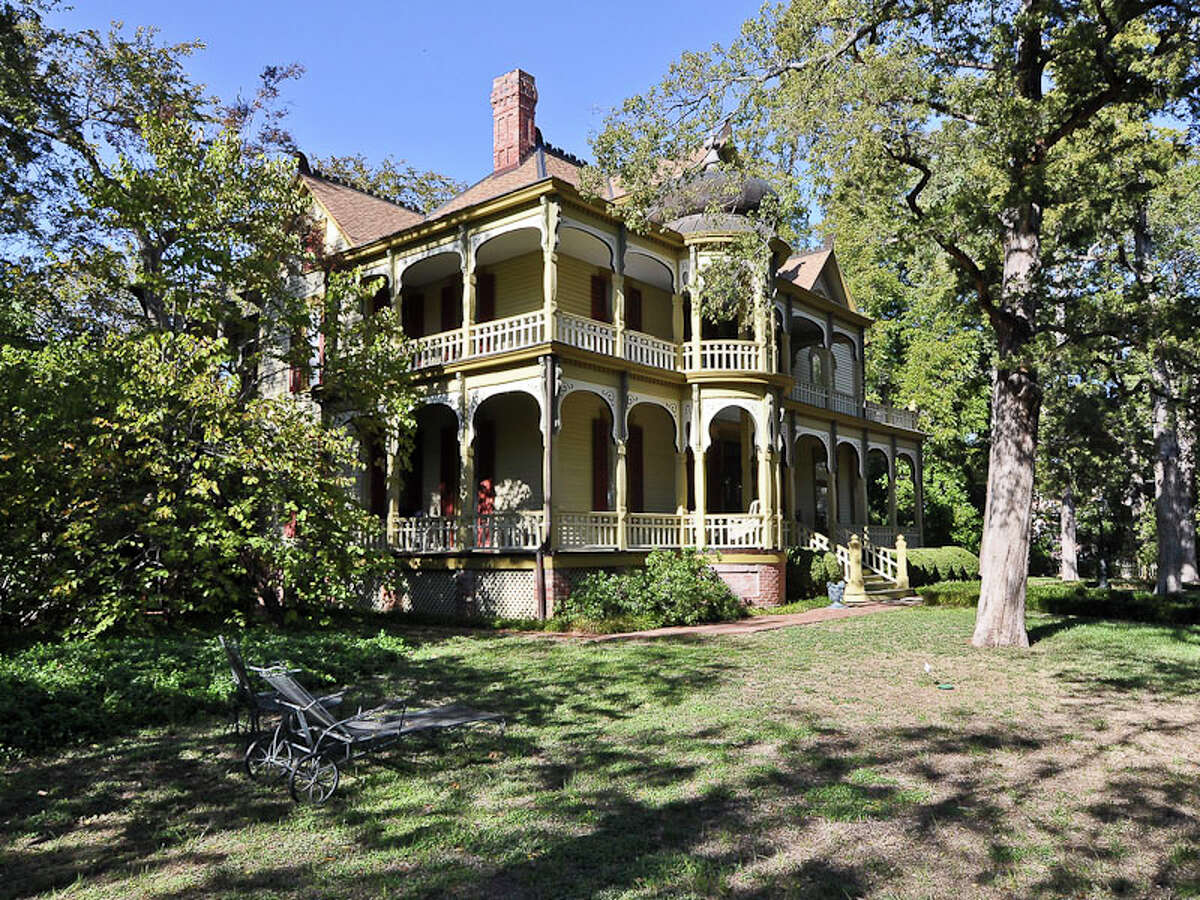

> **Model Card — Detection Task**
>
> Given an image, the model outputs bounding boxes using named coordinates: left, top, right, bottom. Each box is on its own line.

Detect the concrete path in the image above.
left=565, top=599, right=919, bottom=642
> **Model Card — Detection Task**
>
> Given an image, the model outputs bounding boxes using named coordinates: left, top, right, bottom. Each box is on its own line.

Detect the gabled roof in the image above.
left=427, top=142, right=593, bottom=219
left=778, top=246, right=833, bottom=292
left=300, top=173, right=423, bottom=247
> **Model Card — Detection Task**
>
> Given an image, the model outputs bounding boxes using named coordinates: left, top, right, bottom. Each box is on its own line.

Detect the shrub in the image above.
left=914, top=578, right=1200, bottom=625
left=906, top=546, right=980, bottom=586
left=785, top=549, right=844, bottom=602
left=558, top=550, right=743, bottom=628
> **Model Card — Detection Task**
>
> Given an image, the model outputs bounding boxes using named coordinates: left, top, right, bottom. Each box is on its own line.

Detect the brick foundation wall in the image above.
left=710, top=560, right=785, bottom=607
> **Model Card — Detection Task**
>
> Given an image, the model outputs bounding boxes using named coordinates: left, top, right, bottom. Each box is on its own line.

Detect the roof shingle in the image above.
left=300, top=174, right=423, bottom=247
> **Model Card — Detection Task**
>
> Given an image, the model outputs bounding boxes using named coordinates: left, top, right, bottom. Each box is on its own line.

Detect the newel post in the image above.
left=844, top=534, right=869, bottom=605
left=895, top=533, right=910, bottom=590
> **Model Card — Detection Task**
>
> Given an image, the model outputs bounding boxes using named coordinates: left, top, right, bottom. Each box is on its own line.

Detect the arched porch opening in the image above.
left=471, top=392, right=544, bottom=514
left=706, top=406, right=758, bottom=513
left=399, top=403, right=460, bottom=517
left=867, top=448, right=891, bottom=526
left=400, top=251, right=462, bottom=339
left=554, top=390, right=616, bottom=513
left=835, top=441, right=863, bottom=527
left=794, top=434, right=831, bottom=533
left=627, top=402, right=678, bottom=513
left=474, top=227, right=543, bottom=323
left=896, top=453, right=917, bottom=528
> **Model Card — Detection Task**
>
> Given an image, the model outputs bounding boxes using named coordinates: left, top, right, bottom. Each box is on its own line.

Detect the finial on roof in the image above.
left=821, top=232, right=835, bottom=251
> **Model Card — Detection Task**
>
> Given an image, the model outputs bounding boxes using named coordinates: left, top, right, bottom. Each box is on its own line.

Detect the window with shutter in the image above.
left=288, top=329, right=308, bottom=393
left=592, top=417, right=610, bottom=510
left=438, top=425, right=459, bottom=516
left=402, top=293, right=424, bottom=338
left=440, top=278, right=461, bottom=333
left=368, top=439, right=388, bottom=519
left=590, top=274, right=610, bottom=322
left=477, top=271, right=496, bottom=323
left=628, top=424, right=644, bottom=512
left=626, top=287, right=643, bottom=332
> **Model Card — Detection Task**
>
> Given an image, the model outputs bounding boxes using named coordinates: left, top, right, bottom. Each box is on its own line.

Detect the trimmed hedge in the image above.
left=906, top=546, right=980, bottom=586
left=916, top=578, right=1200, bottom=626
left=785, top=548, right=844, bottom=602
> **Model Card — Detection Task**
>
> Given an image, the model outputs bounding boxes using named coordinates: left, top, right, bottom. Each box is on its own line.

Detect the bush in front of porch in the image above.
left=557, top=549, right=744, bottom=630
left=785, top=548, right=843, bottom=604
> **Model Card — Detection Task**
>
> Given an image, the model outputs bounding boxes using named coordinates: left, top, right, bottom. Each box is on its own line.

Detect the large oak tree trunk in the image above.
left=1060, top=486, right=1078, bottom=581
left=1153, top=357, right=1186, bottom=594
left=1178, top=407, right=1198, bottom=584
left=974, top=205, right=1041, bottom=649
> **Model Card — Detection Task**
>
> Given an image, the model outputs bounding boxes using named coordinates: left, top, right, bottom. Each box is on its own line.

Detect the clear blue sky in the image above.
left=50, top=1, right=758, bottom=184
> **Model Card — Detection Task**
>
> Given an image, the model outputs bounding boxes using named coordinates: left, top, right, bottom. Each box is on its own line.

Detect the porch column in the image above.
left=693, top=448, right=707, bottom=548
left=460, top=231, right=475, bottom=359
left=824, top=312, right=835, bottom=410
left=860, top=428, right=870, bottom=538
left=828, top=423, right=840, bottom=535
left=773, top=448, right=784, bottom=548
left=613, top=273, right=626, bottom=359
left=888, top=435, right=899, bottom=529
left=458, top=435, right=475, bottom=550
left=615, top=438, right=628, bottom=550
left=689, top=246, right=702, bottom=369
left=543, top=355, right=556, bottom=551
left=753, top=287, right=768, bottom=373
left=386, top=432, right=401, bottom=545
left=785, top=413, right=797, bottom=536
left=783, top=296, right=793, bottom=379
left=541, top=198, right=560, bottom=341
left=671, top=292, right=684, bottom=369
left=914, top=443, right=925, bottom=544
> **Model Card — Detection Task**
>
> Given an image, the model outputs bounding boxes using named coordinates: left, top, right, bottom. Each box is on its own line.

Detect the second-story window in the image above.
left=626, top=286, right=643, bottom=332
left=590, top=273, right=611, bottom=323
left=477, top=271, right=496, bottom=323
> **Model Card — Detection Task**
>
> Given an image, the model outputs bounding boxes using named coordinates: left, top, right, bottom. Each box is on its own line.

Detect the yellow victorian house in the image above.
left=289, top=69, right=925, bottom=618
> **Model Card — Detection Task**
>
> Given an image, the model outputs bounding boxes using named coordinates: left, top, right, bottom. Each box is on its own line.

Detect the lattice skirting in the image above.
left=376, top=569, right=538, bottom=619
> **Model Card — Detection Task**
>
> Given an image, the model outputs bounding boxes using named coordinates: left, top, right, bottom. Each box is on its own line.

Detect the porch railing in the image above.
left=865, top=400, right=919, bottom=431
left=391, top=515, right=459, bottom=552
left=791, top=379, right=827, bottom=407
left=470, top=311, right=545, bottom=358
left=704, top=514, right=765, bottom=548
left=468, top=511, right=546, bottom=550
left=830, top=389, right=860, bottom=416
left=556, top=511, right=619, bottom=549
left=624, top=330, right=676, bottom=370
left=557, top=312, right=616, bottom=357
left=628, top=513, right=685, bottom=549
left=686, top=340, right=761, bottom=372
left=390, top=511, right=545, bottom=552
left=412, top=331, right=463, bottom=369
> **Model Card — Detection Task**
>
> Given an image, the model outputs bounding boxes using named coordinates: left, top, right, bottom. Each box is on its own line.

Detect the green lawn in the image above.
left=3, top=608, right=1199, bottom=898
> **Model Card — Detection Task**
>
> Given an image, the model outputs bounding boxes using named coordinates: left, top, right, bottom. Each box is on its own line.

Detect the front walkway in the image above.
left=573, top=599, right=918, bottom=642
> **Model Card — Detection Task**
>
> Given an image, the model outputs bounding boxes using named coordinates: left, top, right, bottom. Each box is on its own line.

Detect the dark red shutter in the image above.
left=626, top=287, right=643, bottom=332
left=289, top=329, right=306, bottom=393
left=590, top=275, right=609, bottom=322
left=592, top=418, right=610, bottom=511
left=628, top=424, right=644, bottom=513
left=368, top=439, right=388, bottom=519
left=476, top=419, right=496, bottom=513
left=401, top=431, right=422, bottom=514
left=372, top=285, right=390, bottom=314
left=440, top=282, right=459, bottom=333
left=316, top=329, right=325, bottom=385
left=477, top=272, right=496, bottom=323
left=402, top=293, right=424, bottom=338
left=439, top=425, right=458, bottom=516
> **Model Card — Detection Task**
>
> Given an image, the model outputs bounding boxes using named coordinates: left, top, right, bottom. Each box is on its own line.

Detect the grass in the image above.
left=2, top=607, right=1199, bottom=898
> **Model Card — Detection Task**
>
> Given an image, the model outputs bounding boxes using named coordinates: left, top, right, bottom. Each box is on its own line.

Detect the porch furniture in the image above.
left=218, top=636, right=342, bottom=735
left=245, top=666, right=505, bottom=804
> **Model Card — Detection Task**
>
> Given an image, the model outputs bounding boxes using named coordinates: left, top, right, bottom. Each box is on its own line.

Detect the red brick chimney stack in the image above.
left=491, top=69, right=537, bottom=171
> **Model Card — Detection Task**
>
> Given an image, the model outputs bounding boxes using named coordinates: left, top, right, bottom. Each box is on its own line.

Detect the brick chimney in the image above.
left=490, top=69, right=537, bottom=171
